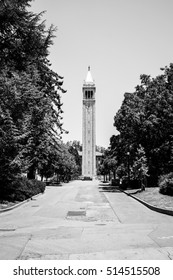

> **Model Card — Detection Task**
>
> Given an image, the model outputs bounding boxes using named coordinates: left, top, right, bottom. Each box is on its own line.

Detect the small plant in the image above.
left=159, top=173, right=173, bottom=196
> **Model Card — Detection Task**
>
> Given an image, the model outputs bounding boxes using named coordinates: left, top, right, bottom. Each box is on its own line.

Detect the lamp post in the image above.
left=127, top=151, right=130, bottom=186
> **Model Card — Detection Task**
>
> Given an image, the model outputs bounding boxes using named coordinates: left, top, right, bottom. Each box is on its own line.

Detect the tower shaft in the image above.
left=82, top=67, right=96, bottom=178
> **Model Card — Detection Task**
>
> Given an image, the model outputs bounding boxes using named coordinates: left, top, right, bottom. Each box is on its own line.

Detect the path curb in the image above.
left=120, top=188, right=173, bottom=217
left=0, top=192, right=44, bottom=213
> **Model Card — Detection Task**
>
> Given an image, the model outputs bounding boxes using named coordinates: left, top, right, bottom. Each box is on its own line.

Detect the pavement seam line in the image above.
left=167, top=251, right=172, bottom=260
left=147, top=225, right=170, bottom=256
left=103, top=192, right=122, bottom=223
left=16, top=234, right=32, bottom=260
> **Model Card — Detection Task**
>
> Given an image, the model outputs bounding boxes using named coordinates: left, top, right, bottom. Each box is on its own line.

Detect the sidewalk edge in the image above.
left=0, top=192, right=44, bottom=213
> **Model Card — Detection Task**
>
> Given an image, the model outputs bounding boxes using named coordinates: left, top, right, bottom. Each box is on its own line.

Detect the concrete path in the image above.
left=0, top=180, right=173, bottom=260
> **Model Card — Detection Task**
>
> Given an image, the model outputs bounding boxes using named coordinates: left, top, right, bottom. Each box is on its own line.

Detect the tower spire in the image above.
left=85, top=66, right=94, bottom=84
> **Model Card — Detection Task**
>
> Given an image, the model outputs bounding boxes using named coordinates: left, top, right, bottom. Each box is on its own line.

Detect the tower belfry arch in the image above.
left=82, top=66, right=96, bottom=178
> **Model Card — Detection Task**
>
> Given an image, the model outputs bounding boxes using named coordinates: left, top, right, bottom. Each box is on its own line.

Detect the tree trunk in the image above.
left=27, top=165, right=36, bottom=180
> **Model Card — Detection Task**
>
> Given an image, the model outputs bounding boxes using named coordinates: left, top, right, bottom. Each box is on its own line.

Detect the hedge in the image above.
left=159, top=173, right=173, bottom=196
left=0, top=177, right=46, bottom=202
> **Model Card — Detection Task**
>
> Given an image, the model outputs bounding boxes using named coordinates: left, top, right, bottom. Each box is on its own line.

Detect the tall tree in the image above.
left=0, top=0, right=66, bottom=189
left=113, top=64, right=173, bottom=184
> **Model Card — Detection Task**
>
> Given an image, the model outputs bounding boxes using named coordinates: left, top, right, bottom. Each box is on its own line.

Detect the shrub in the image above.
left=129, top=179, right=141, bottom=189
left=159, top=173, right=173, bottom=196
left=1, top=177, right=46, bottom=201
left=121, top=179, right=128, bottom=190
left=111, top=179, right=120, bottom=186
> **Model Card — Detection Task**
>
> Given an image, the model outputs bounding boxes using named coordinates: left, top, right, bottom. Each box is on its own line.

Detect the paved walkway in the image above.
left=0, top=180, right=173, bottom=259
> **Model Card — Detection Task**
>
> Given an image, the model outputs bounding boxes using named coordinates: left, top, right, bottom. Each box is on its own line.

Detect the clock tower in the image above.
left=82, top=67, right=96, bottom=178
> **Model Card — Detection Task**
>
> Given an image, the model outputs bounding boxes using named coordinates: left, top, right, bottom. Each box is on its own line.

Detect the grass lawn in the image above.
left=0, top=201, right=17, bottom=210
left=128, top=187, right=173, bottom=211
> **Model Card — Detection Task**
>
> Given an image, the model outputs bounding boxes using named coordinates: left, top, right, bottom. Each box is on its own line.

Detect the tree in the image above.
left=68, top=145, right=82, bottom=177
left=107, top=158, right=117, bottom=180
left=53, top=144, right=78, bottom=182
left=131, top=145, right=148, bottom=190
left=66, top=140, right=82, bottom=151
left=113, top=64, right=173, bottom=185
left=0, top=109, right=20, bottom=195
left=0, top=0, right=66, bottom=194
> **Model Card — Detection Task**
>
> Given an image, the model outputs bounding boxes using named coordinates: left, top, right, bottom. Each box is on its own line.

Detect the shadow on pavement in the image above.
left=46, top=184, right=62, bottom=187
left=98, top=185, right=121, bottom=193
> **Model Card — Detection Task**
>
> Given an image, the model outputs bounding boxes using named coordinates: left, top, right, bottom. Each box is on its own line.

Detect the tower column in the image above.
left=82, top=67, right=96, bottom=179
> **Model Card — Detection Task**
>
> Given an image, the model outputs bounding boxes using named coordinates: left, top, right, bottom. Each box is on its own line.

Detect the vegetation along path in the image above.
left=0, top=180, right=173, bottom=260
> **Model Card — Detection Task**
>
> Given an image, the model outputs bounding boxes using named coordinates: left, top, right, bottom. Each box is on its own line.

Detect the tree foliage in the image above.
left=111, top=64, right=173, bottom=185
left=0, top=0, right=72, bottom=197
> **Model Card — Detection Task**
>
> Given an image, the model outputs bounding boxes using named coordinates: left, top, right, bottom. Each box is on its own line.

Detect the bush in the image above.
left=121, top=179, right=128, bottom=190
left=159, top=173, right=173, bottom=196
left=120, top=179, right=141, bottom=190
left=1, top=177, right=46, bottom=201
left=111, top=179, right=120, bottom=186
left=129, top=179, right=141, bottom=189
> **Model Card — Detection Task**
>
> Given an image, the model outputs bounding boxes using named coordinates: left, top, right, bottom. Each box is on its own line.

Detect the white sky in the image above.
left=31, top=0, right=173, bottom=148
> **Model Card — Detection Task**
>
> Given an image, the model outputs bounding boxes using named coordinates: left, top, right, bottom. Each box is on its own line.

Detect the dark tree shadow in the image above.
left=98, top=185, right=121, bottom=193
left=99, top=183, right=111, bottom=186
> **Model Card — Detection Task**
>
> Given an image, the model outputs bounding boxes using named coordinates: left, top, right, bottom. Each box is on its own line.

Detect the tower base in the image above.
left=83, top=176, right=93, bottom=181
